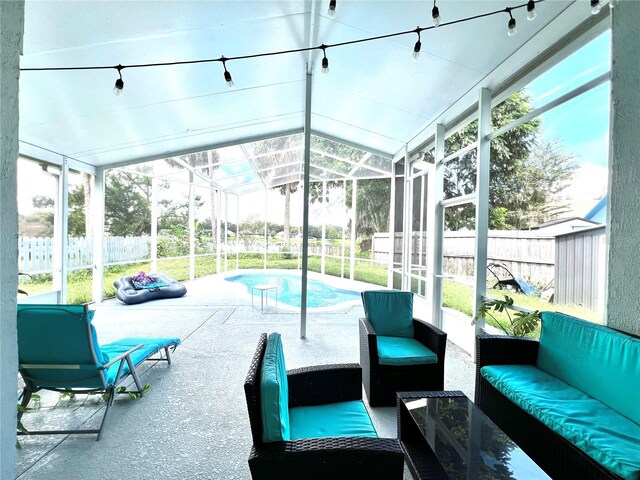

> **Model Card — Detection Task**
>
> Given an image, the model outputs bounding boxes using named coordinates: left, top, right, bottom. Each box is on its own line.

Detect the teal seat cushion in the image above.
left=361, top=290, right=414, bottom=337
left=289, top=400, right=378, bottom=440
left=377, top=336, right=437, bottom=365
left=537, top=312, right=640, bottom=425
left=100, top=337, right=180, bottom=386
left=482, top=364, right=640, bottom=480
left=260, top=333, right=290, bottom=443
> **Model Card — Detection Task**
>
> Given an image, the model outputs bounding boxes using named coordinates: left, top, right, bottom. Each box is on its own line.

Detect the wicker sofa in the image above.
left=244, top=333, right=404, bottom=480
left=475, top=312, right=640, bottom=480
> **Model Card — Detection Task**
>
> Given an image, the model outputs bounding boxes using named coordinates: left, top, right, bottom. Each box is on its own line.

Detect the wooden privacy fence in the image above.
left=19, top=236, right=151, bottom=273
left=372, top=231, right=555, bottom=286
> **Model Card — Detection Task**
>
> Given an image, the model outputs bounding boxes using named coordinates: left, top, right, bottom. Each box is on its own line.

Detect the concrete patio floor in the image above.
left=16, top=273, right=476, bottom=479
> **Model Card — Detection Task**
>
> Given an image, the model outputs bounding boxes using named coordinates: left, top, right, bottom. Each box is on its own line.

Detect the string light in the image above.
left=432, top=0, right=441, bottom=27
left=21, top=0, right=546, bottom=90
left=527, top=0, right=537, bottom=20
left=590, top=0, right=602, bottom=14
left=507, top=8, right=517, bottom=36
left=221, top=57, right=234, bottom=88
left=113, top=65, right=124, bottom=96
left=327, top=0, right=336, bottom=18
left=321, top=46, right=329, bottom=73
left=413, top=29, right=422, bottom=61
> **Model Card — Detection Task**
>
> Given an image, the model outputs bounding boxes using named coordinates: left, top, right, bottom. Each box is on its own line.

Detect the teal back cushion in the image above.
left=17, top=304, right=107, bottom=388
left=361, top=290, right=414, bottom=337
left=260, top=333, right=290, bottom=442
left=537, top=311, right=640, bottom=425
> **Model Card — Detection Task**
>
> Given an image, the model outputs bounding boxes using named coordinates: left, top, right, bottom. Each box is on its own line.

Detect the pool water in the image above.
left=225, top=272, right=361, bottom=308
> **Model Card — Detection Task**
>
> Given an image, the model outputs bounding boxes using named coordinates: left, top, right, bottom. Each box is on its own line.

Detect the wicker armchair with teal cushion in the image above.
left=244, top=333, right=404, bottom=480
left=16, top=304, right=180, bottom=440
left=359, top=290, right=447, bottom=406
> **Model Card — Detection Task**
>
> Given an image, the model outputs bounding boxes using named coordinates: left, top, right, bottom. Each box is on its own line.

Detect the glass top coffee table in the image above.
left=398, top=391, right=549, bottom=480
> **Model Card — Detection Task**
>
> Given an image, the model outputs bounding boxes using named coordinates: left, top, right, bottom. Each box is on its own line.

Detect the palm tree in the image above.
left=166, top=150, right=220, bottom=241
left=252, top=135, right=301, bottom=251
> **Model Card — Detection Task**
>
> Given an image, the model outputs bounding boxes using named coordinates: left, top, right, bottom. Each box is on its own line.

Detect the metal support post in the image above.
left=151, top=175, right=158, bottom=272
left=350, top=179, right=357, bottom=280
left=321, top=180, right=327, bottom=275
left=300, top=71, right=313, bottom=338
left=189, top=171, right=195, bottom=280
left=387, top=169, right=396, bottom=288
left=473, top=88, right=492, bottom=334
left=427, top=124, right=445, bottom=329
left=92, top=167, right=106, bottom=303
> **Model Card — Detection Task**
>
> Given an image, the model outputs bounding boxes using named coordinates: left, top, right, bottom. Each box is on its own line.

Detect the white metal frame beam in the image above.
left=473, top=88, right=492, bottom=335
left=91, top=167, right=106, bottom=303
left=387, top=166, right=396, bottom=288
left=52, top=157, right=69, bottom=303
left=350, top=179, right=357, bottom=281
left=189, top=171, right=196, bottom=280
left=101, top=128, right=304, bottom=171
left=427, top=124, right=445, bottom=329
left=300, top=71, right=313, bottom=339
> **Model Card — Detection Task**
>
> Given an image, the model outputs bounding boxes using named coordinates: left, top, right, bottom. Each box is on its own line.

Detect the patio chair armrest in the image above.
left=250, top=437, right=404, bottom=480
left=413, top=318, right=447, bottom=359
left=100, top=344, right=144, bottom=370
left=287, top=363, right=362, bottom=407
left=475, top=334, right=539, bottom=368
left=359, top=317, right=377, bottom=336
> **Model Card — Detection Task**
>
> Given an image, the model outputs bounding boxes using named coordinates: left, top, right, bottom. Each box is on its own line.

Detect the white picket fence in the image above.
left=19, top=236, right=151, bottom=274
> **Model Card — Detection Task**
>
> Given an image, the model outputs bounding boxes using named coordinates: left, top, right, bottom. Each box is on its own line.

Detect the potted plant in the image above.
left=472, top=295, right=540, bottom=336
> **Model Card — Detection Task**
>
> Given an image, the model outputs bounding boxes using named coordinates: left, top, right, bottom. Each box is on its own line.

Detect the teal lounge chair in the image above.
left=16, top=304, right=180, bottom=440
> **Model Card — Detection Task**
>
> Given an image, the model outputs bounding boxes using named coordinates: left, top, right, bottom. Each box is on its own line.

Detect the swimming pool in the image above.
left=225, top=272, right=361, bottom=308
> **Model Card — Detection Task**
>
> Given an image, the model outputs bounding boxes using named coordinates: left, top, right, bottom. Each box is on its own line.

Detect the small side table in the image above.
left=252, top=284, right=278, bottom=312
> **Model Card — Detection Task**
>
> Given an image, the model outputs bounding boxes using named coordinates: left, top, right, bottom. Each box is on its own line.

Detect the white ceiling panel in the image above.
left=19, top=0, right=594, bottom=172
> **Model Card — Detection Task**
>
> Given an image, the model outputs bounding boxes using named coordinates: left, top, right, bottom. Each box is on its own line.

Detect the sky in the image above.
left=523, top=30, right=611, bottom=211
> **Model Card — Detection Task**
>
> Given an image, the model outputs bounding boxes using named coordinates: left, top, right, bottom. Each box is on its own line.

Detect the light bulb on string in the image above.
left=328, top=0, right=336, bottom=18
left=221, top=58, right=234, bottom=88
left=432, top=0, right=441, bottom=27
left=507, top=9, right=517, bottom=36
left=413, top=29, right=422, bottom=61
left=591, top=0, right=602, bottom=14
left=113, top=65, right=124, bottom=96
left=321, top=47, right=329, bottom=73
left=527, top=0, right=537, bottom=20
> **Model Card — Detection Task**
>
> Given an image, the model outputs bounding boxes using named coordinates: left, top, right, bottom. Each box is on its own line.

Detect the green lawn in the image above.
left=441, top=279, right=602, bottom=336
left=19, top=258, right=601, bottom=331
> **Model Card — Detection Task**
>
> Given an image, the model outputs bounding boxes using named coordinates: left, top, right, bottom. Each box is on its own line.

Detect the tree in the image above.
left=252, top=135, right=301, bottom=251
left=68, top=185, right=88, bottom=236
left=157, top=195, right=205, bottom=233
left=253, top=135, right=364, bottom=250
left=28, top=191, right=86, bottom=236
left=443, top=91, right=576, bottom=230
left=105, top=168, right=152, bottom=236
left=165, top=150, right=221, bottom=242
left=352, top=179, right=390, bottom=240
left=238, top=215, right=264, bottom=247
left=503, top=139, right=577, bottom=228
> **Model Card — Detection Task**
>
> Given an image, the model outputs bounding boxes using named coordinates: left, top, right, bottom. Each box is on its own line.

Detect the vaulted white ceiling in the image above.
left=19, top=0, right=595, bottom=171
